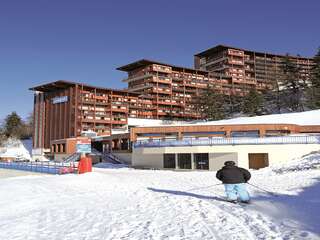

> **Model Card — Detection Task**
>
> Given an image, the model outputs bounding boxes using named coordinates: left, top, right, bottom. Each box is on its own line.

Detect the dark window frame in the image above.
left=163, top=154, right=176, bottom=169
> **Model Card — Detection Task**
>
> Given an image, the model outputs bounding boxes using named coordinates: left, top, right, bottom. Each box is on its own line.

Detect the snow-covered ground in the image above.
left=0, top=138, right=31, bottom=161
left=0, top=153, right=320, bottom=240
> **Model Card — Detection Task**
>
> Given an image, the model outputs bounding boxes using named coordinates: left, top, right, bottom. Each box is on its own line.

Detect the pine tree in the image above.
left=196, top=86, right=226, bottom=120
left=242, top=88, right=264, bottom=116
left=279, top=54, right=307, bottom=112
left=225, top=94, right=243, bottom=117
left=4, top=112, right=24, bottom=138
left=308, top=47, right=320, bottom=109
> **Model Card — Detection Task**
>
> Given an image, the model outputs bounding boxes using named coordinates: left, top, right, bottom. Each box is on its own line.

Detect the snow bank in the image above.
left=139, top=109, right=320, bottom=127
left=0, top=151, right=320, bottom=239
left=0, top=138, right=31, bottom=161
left=196, top=109, right=320, bottom=126
left=272, top=151, right=320, bottom=174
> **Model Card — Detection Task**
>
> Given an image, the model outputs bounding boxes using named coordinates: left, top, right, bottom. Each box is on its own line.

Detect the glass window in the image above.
left=163, top=154, right=176, bottom=169
left=178, top=153, right=191, bottom=169
left=194, top=153, right=209, bottom=170
left=231, top=131, right=259, bottom=138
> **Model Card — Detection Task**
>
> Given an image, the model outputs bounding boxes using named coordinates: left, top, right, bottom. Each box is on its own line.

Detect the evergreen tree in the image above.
left=196, top=86, right=226, bottom=120
left=225, top=93, right=243, bottom=117
left=279, top=54, right=307, bottom=112
left=0, top=120, right=5, bottom=146
left=308, top=47, right=320, bottom=109
left=242, top=88, right=264, bottom=116
left=4, top=112, right=24, bottom=138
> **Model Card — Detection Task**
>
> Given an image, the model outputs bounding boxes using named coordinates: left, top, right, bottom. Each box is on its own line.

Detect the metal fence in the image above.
left=0, top=161, right=78, bottom=175
left=134, top=135, right=320, bottom=148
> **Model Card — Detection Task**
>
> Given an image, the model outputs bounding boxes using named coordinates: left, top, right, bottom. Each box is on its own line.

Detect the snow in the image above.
left=0, top=138, right=31, bottom=161
left=136, top=109, right=320, bottom=128
left=193, top=109, right=320, bottom=126
left=272, top=151, right=320, bottom=174
left=1, top=154, right=320, bottom=239
left=128, top=117, right=188, bottom=127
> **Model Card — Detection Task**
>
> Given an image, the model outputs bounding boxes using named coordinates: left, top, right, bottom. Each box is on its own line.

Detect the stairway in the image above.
left=63, top=153, right=81, bottom=163
left=102, top=152, right=123, bottom=164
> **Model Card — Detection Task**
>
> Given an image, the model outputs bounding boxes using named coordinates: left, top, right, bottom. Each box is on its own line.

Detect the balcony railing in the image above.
left=133, top=135, right=320, bottom=148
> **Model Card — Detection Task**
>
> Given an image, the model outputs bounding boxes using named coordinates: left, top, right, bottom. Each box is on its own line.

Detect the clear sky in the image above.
left=0, top=0, right=319, bottom=120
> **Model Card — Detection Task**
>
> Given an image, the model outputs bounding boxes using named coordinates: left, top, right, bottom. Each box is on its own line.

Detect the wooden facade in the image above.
left=118, top=59, right=228, bottom=120
left=130, top=123, right=320, bottom=142
left=194, top=44, right=314, bottom=94
left=30, top=80, right=140, bottom=149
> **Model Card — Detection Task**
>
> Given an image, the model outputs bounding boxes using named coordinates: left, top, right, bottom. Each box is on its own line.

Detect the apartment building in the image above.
left=194, top=45, right=314, bottom=92
left=30, top=45, right=316, bottom=157
left=117, top=59, right=232, bottom=120
left=30, top=80, right=141, bottom=150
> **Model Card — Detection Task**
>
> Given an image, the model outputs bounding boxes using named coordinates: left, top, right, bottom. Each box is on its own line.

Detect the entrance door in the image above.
left=194, top=153, right=209, bottom=170
left=248, top=153, right=269, bottom=169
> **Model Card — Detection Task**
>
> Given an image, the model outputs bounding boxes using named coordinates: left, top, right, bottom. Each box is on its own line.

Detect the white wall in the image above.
left=132, top=144, right=320, bottom=170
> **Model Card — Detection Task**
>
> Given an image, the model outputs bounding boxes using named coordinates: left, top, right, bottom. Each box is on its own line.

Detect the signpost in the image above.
left=76, top=138, right=92, bottom=154
left=76, top=138, right=92, bottom=174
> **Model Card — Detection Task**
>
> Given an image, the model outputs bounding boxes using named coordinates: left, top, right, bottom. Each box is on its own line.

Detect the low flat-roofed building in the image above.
left=128, top=111, right=320, bottom=170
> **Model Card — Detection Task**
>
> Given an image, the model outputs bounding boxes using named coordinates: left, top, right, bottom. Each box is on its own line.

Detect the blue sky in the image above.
left=0, top=0, right=319, bottom=120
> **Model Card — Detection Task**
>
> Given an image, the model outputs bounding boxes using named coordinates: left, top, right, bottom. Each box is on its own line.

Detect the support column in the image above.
left=175, top=153, right=179, bottom=170
left=191, top=153, right=195, bottom=170
left=226, top=130, right=231, bottom=138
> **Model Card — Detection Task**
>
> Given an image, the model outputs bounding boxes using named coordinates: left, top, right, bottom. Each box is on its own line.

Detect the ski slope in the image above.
left=0, top=153, right=320, bottom=239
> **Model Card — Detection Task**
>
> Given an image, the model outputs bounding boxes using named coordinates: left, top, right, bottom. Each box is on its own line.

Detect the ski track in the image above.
left=0, top=169, right=319, bottom=240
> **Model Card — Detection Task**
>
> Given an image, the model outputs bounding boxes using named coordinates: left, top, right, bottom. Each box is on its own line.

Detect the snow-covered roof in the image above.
left=133, top=110, right=320, bottom=128
left=128, top=118, right=188, bottom=127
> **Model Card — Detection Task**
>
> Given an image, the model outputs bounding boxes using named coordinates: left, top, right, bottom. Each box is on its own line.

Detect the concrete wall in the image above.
left=112, top=153, right=132, bottom=165
left=209, top=153, right=238, bottom=171
left=54, top=154, right=69, bottom=162
left=132, top=144, right=320, bottom=171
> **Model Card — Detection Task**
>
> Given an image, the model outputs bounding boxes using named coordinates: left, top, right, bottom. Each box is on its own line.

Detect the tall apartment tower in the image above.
left=117, top=59, right=228, bottom=120
left=194, top=45, right=314, bottom=93
left=30, top=80, right=140, bottom=150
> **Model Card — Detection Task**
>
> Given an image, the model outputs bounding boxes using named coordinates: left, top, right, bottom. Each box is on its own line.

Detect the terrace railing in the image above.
left=0, top=161, right=78, bottom=175
left=133, top=135, right=320, bottom=148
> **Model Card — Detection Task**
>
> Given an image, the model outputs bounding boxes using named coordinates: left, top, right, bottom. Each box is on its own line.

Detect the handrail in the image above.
left=134, top=135, right=320, bottom=148
left=102, top=152, right=122, bottom=164
left=0, top=161, right=78, bottom=174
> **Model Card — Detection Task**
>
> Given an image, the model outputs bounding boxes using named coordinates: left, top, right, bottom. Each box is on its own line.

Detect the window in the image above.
left=265, top=130, right=290, bottom=137
left=178, top=153, right=191, bottom=169
left=163, top=154, right=175, bottom=168
left=194, top=153, right=209, bottom=170
left=231, top=131, right=259, bottom=138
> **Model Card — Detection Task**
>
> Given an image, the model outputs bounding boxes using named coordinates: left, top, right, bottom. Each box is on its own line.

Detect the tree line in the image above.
left=0, top=112, right=33, bottom=144
left=197, top=47, right=320, bottom=120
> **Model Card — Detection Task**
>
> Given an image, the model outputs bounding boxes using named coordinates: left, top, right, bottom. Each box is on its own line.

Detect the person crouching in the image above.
left=216, top=161, right=251, bottom=204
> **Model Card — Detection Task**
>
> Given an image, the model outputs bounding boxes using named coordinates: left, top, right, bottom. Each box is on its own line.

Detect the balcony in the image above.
left=134, top=136, right=320, bottom=148
left=228, top=59, right=244, bottom=65
left=95, top=101, right=109, bottom=106
left=150, top=88, right=172, bottom=94
left=151, top=65, right=172, bottom=73
left=122, top=74, right=153, bottom=83
left=204, top=56, right=227, bottom=67
left=151, top=76, right=172, bottom=84
left=228, top=49, right=244, bottom=57
left=128, top=83, right=153, bottom=92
